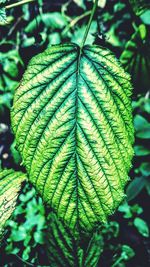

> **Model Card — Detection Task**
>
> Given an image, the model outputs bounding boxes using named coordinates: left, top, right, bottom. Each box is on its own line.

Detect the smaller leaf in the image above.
left=120, top=25, right=150, bottom=93
left=121, top=245, right=135, bottom=260
left=145, top=180, right=150, bottom=195
left=134, top=115, right=150, bottom=139
left=46, top=212, right=103, bottom=267
left=83, top=231, right=103, bottom=267
left=118, top=202, right=132, bottom=219
left=140, top=10, right=150, bottom=25
left=73, top=0, right=86, bottom=9
left=134, top=217, right=149, bottom=237
left=139, top=24, right=147, bottom=39
left=25, top=12, right=67, bottom=33
left=22, top=246, right=31, bottom=261
left=0, top=169, right=26, bottom=241
left=34, top=231, right=44, bottom=244
left=11, top=225, right=27, bottom=242
left=129, top=0, right=150, bottom=16
left=139, top=162, right=150, bottom=176
left=134, top=145, right=150, bottom=156
left=0, top=7, right=6, bottom=24
left=126, top=177, right=146, bottom=201
left=97, top=0, right=106, bottom=8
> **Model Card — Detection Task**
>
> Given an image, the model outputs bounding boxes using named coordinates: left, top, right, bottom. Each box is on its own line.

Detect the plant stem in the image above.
left=5, top=0, right=36, bottom=10
left=80, top=0, right=98, bottom=49
left=111, top=256, right=123, bottom=267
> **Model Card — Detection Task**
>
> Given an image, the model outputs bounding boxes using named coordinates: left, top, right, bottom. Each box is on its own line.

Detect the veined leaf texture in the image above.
left=11, top=44, right=134, bottom=233
left=0, top=169, right=26, bottom=240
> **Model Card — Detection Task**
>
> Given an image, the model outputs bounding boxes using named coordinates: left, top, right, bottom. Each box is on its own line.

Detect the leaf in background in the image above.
left=0, top=49, right=23, bottom=92
left=120, top=25, right=150, bottom=92
left=73, top=0, right=86, bottom=10
left=71, top=21, right=97, bottom=46
left=126, top=177, right=146, bottom=201
left=0, top=8, right=6, bottom=25
left=140, top=10, right=150, bottom=25
left=129, top=0, right=150, bottom=16
left=145, top=180, right=150, bottom=195
left=46, top=212, right=103, bottom=267
left=46, top=212, right=81, bottom=266
left=25, top=12, right=67, bottom=34
left=134, top=145, right=150, bottom=156
left=132, top=96, right=150, bottom=113
left=139, top=162, right=150, bottom=176
left=10, top=141, right=21, bottom=165
left=121, top=245, right=135, bottom=260
left=11, top=44, right=134, bottom=233
left=0, top=169, right=26, bottom=241
left=83, top=230, right=103, bottom=267
left=92, top=0, right=106, bottom=8
left=0, top=92, right=13, bottom=112
left=134, top=115, right=150, bottom=139
left=134, top=217, right=149, bottom=237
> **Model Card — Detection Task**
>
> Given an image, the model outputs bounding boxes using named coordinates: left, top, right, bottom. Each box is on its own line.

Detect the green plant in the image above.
left=1, top=0, right=150, bottom=266
left=5, top=183, right=46, bottom=265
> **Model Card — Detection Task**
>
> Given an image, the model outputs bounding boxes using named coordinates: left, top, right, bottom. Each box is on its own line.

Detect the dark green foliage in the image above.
left=5, top=183, right=47, bottom=265
left=0, top=7, right=6, bottom=24
left=0, top=169, right=26, bottom=241
left=120, top=24, right=150, bottom=92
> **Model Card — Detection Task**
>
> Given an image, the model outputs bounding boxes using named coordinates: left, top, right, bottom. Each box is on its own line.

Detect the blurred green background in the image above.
left=0, top=0, right=150, bottom=266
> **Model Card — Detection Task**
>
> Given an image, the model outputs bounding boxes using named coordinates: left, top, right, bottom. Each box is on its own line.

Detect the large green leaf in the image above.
left=11, top=44, right=134, bottom=233
left=0, top=169, right=26, bottom=241
left=46, top=212, right=103, bottom=267
left=120, top=25, right=150, bottom=92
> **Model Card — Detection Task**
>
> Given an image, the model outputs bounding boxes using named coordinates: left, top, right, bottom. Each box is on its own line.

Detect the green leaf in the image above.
left=11, top=44, right=134, bottom=233
left=140, top=10, right=150, bottom=25
left=71, top=21, right=97, bottom=46
left=139, top=162, right=150, bottom=176
left=119, top=203, right=143, bottom=219
left=0, top=169, right=26, bottom=241
left=92, top=0, right=106, bottom=8
left=134, top=145, right=150, bottom=156
left=34, top=231, right=44, bottom=244
left=10, top=141, right=21, bottom=165
left=83, top=230, right=103, bottom=267
left=120, top=25, right=150, bottom=92
left=46, top=212, right=81, bottom=267
left=126, top=177, right=146, bottom=201
left=121, top=245, right=135, bottom=260
left=145, top=180, right=150, bottom=195
left=22, top=246, right=31, bottom=261
left=73, top=0, right=86, bottom=9
left=46, top=212, right=103, bottom=267
left=11, top=225, right=27, bottom=242
left=0, top=7, right=6, bottom=24
left=25, top=12, right=67, bottom=33
left=118, top=202, right=133, bottom=219
left=134, top=217, right=149, bottom=237
left=134, top=115, right=150, bottom=139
